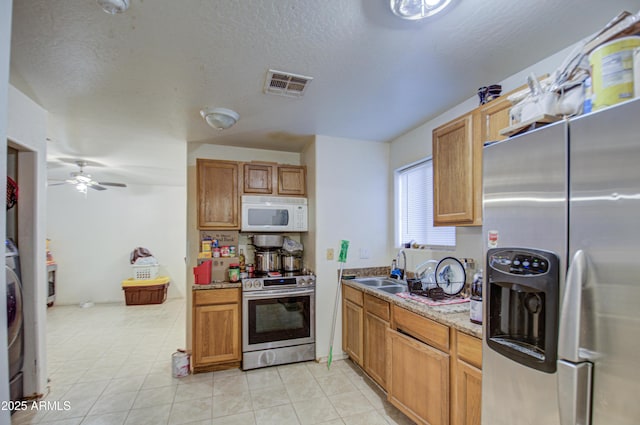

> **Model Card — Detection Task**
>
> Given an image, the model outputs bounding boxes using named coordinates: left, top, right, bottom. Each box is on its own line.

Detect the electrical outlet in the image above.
left=326, top=248, right=334, bottom=260
left=359, top=248, right=370, bottom=259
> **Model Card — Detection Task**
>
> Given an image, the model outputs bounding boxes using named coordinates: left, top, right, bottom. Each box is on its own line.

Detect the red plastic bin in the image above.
left=193, top=260, right=212, bottom=284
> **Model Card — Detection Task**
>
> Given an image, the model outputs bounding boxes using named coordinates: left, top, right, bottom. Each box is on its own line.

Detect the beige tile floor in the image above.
left=11, top=299, right=415, bottom=425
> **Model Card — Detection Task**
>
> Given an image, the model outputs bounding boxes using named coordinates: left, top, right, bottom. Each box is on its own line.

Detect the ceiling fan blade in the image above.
left=89, top=184, right=107, bottom=191
left=98, top=182, right=127, bottom=188
left=47, top=181, right=68, bottom=187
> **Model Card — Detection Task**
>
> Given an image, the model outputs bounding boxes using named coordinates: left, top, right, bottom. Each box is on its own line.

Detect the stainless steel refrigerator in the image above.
left=481, top=97, right=640, bottom=425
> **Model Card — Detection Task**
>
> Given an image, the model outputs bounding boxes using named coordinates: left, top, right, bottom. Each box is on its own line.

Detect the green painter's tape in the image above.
left=338, top=240, right=349, bottom=263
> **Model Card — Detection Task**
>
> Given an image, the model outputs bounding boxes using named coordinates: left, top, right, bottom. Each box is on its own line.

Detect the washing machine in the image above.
left=6, top=239, right=23, bottom=403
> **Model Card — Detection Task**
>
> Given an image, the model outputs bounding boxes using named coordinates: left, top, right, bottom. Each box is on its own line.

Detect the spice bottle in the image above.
left=470, top=268, right=483, bottom=324
left=239, top=249, right=246, bottom=272
left=228, top=263, right=240, bottom=283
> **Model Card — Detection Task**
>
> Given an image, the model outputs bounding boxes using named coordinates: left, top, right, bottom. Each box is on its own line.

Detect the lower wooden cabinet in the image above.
left=192, top=288, right=241, bottom=372
left=453, top=330, right=483, bottom=425
left=387, top=328, right=450, bottom=425
left=455, top=359, right=482, bottom=425
left=363, top=294, right=390, bottom=388
left=342, top=298, right=363, bottom=366
left=341, top=284, right=482, bottom=425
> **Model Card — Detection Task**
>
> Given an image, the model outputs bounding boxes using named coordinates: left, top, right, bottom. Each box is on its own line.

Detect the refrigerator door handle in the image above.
left=558, top=249, right=586, bottom=362
left=558, top=360, right=592, bottom=425
left=558, top=250, right=593, bottom=425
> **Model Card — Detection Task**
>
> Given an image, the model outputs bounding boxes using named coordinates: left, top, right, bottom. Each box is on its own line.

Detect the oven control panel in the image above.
left=242, top=275, right=316, bottom=291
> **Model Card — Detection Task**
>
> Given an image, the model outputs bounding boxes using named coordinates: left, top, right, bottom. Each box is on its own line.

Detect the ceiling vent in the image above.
left=264, top=69, right=313, bottom=98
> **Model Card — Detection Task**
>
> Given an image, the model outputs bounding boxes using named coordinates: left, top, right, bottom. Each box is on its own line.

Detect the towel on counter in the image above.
left=396, top=292, right=470, bottom=306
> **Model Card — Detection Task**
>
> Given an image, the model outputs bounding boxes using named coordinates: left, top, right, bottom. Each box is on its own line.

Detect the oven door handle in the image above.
left=243, top=288, right=315, bottom=299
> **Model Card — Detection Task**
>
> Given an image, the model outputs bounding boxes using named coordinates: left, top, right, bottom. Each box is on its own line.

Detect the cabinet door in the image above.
left=342, top=299, right=363, bottom=366
left=455, top=360, right=482, bottom=425
left=197, top=159, right=240, bottom=229
left=243, top=163, right=274, bottom=194
left=480, top=97, right=511, bottom=144
left=193, top=303, right=240, bottom=365
left=387, top=328, right=450, bottom=425
left=432, top=112, right=481, bottom=226
left=277, top=165, right=306, bottom=196
left=364, top=311, right=388, bottom=389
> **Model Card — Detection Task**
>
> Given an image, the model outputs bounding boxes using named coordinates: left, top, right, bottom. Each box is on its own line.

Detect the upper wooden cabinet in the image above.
left=432, top=112, right=482, bottom=226
left=241, top=163, right=306, bottom=196
left=277, top=165, right=306, bottom=196
left=197, top=159, right=307, bottom=230
left=243, top=162, right=274, bottom=194
left=432, top=84, right=535, bottom=227
left=197, top=159, right=240, bottom=229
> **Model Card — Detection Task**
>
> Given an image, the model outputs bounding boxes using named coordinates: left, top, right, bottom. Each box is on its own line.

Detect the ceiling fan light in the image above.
left=76, top=183, right=88, bottom=194
left=390, top=0, right=453, bottom=20
left=200, top=107, right=240, bottom=130
left=97, top=0, right=130, bottom=14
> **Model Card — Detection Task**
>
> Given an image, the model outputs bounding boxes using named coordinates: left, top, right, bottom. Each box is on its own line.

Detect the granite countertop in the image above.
left=343, top=278, right=482, bottom=339
left=192, top=282, right=242, bottom=290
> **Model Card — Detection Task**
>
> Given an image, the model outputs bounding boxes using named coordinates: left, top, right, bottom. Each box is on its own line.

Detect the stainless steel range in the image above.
left=242, top=274, right=315, bottom=370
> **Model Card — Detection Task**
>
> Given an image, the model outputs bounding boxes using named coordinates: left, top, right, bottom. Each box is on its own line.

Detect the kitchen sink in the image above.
left=376, top=285, right=408, bottom=295
left=351, top=276, right=408, bottom=296
left=353, top=277, right=404, bottom=287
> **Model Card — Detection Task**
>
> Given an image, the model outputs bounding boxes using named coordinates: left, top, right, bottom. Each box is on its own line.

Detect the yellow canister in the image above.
left=589, top=36, right=640, bottom=110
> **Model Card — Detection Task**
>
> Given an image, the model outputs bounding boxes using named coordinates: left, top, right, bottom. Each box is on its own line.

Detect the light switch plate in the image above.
left=359, top=248, right=370, bottom=259
left=326, top=248, right=334, bottom=260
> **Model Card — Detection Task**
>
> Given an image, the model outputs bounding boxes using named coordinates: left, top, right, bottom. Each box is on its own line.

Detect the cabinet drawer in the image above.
left=343, top=284, right=363, bottom=306
left=194, top=288, right=240, bottom=306
left=457, top=331, right=482, bottom=369
left=393, top=305, right=449, bottom=352
left=364, top=293, right=390, bottom=321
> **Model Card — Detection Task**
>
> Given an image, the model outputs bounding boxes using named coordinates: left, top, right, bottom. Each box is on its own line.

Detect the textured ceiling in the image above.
left=9, top=0, right=640, bottom=185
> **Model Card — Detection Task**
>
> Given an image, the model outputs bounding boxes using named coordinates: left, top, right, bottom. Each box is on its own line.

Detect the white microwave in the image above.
left=241, top=196, right=308, bottom=232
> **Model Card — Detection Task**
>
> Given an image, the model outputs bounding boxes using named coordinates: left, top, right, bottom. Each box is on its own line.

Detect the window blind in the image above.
left=397, top=159, right=455, bottom=247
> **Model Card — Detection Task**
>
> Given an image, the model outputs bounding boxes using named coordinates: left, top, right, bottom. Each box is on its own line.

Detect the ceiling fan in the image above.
left=48, top=160, right=127, bottom=193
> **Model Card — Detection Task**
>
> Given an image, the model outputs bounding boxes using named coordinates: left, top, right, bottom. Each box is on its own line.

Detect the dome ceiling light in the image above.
left=390, top=0, right=453, bottom=20
left=200, top=107, right=240, bottom=130
left=97, top=0, right=130, bottom=14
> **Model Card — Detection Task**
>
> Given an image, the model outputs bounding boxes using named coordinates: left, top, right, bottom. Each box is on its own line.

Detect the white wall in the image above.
left=7, top=84, right=49, bottom=396
left=308, top=135, right=390, bottom=361
left=0, top=0, right=12, bottom=418
left=387, top=44, right=578, bottom=271
left=47, top=183, right=187, bottom=304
